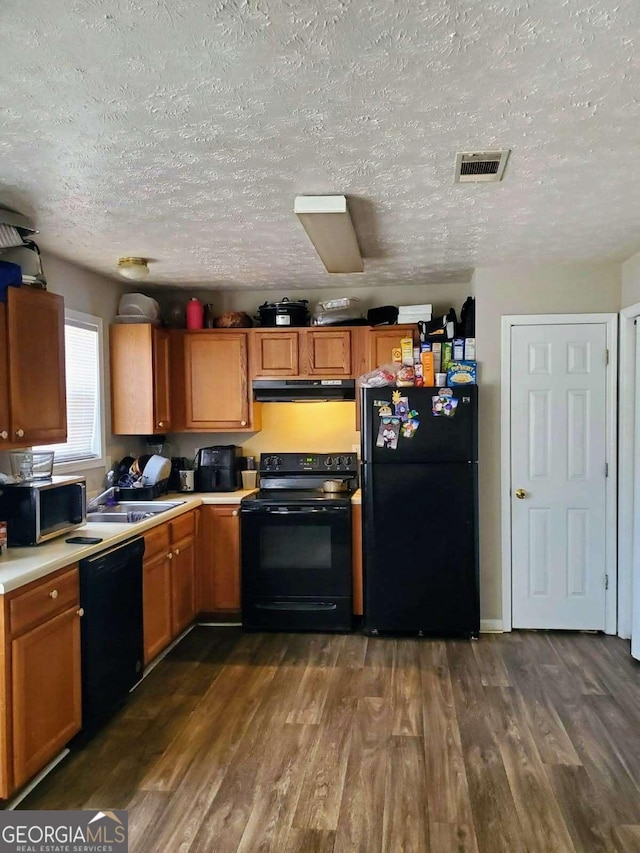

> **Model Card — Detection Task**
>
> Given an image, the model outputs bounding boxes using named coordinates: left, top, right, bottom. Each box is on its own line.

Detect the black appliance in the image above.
left=241, top=453, right=358, bottom=631
left=77, top=537, right=144, bottom=734
left=256, top=297, right=309, bottom=327
left=168, top=457, right=189, bottom=491
left=195, top=445, right=245, bottom=492
left=361, top=386, right=479, bottom=636
left=0, top=476, right=86, bottom=546
left=252, top=379, right=355, bottom=402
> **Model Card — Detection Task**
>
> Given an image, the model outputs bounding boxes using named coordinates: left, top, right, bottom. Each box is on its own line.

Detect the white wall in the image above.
left=622, top=250, right=640, bottom=309
left=473, top=262, right=621, bottom=622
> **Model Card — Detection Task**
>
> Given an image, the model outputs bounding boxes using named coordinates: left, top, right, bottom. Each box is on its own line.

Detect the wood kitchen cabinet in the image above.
left=366, top=324, right=419, bottom=371
left=142, top=524, right=173, bottom=665
left=0, top=565, right=82, bottom=797
left=198, top=505, right=241, bottom=617
left=251, top=328, right=352, bottom=378
left=0, top=287, right=66, bottom=448
left=171, top=330, right=261, bottom=432
left=142, top=511, right=199, bottom=663
left=110, top=324, right=171, bottom=435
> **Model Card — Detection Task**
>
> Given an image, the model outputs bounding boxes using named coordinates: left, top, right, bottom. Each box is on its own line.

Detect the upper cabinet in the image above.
left=251, top=328, right=353, bottom=378
left=0, top=287, right=66, bottom=448
left=171, top=330, right=261, bottom=432
left=110, top=324, right=171, bottom=435
left=367, top=324, right=419, bottom=371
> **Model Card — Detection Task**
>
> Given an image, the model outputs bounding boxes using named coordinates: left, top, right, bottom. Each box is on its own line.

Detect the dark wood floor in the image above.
left=19, top=627, right=640, bottom=852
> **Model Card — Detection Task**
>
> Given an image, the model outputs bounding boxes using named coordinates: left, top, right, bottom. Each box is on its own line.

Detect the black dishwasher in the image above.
left=78, top=537, right=145, bottom=734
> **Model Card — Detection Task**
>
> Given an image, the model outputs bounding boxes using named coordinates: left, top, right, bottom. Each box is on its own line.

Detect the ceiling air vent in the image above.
left=454, top=150, right=510, bottom=183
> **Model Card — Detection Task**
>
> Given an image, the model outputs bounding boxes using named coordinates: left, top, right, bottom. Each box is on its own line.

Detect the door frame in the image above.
left=500, top=314, right=618, bottom=634
left=617, top=302, right=640, bottom=641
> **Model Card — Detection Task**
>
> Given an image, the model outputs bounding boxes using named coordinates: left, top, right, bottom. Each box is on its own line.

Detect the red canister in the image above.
left=186, top=298, right=204, bottom=329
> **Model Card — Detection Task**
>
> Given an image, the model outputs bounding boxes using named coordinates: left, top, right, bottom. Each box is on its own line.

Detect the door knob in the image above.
left=515, top=488, right=527, bottom=500
left=49, top=589, right=59, bottom=599
left=240, top=420, right=247, bottom=427
left=0, top=431, right=7, bottom=440
left=158, top=421, right=165, bottom=428
left=232, top=510, right=238, bottom=517
left=77, top=607, right=84, bottom=617
left=15, top=429, right=24, bottom=438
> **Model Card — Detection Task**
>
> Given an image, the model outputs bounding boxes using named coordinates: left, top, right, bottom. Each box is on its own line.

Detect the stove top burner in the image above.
left=242, top=488, right=353, bottom=507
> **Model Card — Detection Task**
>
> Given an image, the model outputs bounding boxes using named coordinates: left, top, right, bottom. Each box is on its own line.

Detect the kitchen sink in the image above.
left=87, top=500, right=186, bottom=523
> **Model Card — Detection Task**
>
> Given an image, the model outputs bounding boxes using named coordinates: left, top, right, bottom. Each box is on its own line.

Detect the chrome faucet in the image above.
left=87, top=486, right=119, bottom=512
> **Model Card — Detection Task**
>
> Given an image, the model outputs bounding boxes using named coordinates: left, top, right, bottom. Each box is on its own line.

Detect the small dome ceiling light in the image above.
left=117, top=257, right=149, bottom=280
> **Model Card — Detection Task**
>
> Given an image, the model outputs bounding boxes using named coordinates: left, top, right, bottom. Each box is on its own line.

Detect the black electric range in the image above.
left=240, top=453, right=358, bottom=632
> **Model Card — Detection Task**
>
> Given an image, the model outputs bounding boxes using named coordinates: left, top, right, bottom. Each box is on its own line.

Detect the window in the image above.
left=35, top=310, right=105, bottom=468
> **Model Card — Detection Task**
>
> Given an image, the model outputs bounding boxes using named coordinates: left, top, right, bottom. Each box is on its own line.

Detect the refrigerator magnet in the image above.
left=401, top=417, right=420, bottom=438
left=377, top=403, right=393, bottom=417
left=376, top=417, right=401, bottom=450
left=393, top=396, right=410, bottom=421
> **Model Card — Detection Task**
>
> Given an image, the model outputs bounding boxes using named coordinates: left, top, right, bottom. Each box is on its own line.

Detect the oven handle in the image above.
left=254, top=506, right=349, bottom=514
left=256, top=601, right=338, bottom=611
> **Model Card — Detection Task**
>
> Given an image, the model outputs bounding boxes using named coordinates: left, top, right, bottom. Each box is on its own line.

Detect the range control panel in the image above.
left=259, top=452, right=358, bottom=474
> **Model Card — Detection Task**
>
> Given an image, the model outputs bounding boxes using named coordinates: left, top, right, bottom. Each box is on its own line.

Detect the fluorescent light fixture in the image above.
left=294, top=195, right=363, bottom=273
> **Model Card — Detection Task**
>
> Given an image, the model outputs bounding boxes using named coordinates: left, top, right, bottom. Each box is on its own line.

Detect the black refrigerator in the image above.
left=361, top=385, right=479, bottom=636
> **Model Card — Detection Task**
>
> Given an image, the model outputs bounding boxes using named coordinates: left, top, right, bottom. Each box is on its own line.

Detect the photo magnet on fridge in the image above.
left=376, top=417, right=401, bottom=450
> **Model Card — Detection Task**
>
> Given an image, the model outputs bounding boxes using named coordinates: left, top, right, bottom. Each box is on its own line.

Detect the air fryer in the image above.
left=195, top=445, right=246, bottom=492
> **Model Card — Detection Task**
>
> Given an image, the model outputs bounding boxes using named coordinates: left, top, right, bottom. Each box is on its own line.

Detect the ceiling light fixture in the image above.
left=117, top=257, right=150, bottom=281
left=294, top=195, right=363, bottom=274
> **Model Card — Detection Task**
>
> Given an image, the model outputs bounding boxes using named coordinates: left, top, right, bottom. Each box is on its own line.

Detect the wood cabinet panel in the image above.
left=6, top=287, right=66, bottom=446
left=111, top=324, right=171, bottom=435
left=9, top=566, right=79, bottom=637
left=251, top=331, right=299, bottom=376
left=180, top=332, right=258, bottom=431
left=199, top=505, right=241, bottom=614
left=11, top=606, right=81, bottom=789
left=170, top=511, right=195, bottom=544
left=352, top=504, right=363, bottom=617
left=367, top=325, right=419, bottom=371
left=143, top=549, right=172, bottom=665
left=144, top=523, right=171, bottom=562
left=171, top=536, right=196, bottom=636
left=302, top=330, right=352, bottom=376
left=0, top=302, right=9, bottom=446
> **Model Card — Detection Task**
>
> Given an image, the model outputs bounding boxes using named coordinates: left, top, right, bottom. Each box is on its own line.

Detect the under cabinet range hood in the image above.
left=252, top=379, right=356, bottom=402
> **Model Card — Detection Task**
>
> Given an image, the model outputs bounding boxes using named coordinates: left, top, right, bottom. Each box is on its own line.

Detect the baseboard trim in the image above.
left=480, top=619, right=504, bottom=633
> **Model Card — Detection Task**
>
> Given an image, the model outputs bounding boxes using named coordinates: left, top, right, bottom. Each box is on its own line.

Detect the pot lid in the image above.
left=259, top=297, right=309, bottom=310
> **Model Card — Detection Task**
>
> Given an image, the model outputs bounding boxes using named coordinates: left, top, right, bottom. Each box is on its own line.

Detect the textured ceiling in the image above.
left=2, top=0, right=640, bottom=289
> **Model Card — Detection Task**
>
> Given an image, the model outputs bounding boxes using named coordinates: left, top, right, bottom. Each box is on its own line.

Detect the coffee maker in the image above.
left=194, top=445, right=246, bottom=492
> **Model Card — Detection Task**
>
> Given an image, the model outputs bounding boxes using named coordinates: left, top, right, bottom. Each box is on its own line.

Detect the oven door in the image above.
left=240, top=503, right=352, bottom=630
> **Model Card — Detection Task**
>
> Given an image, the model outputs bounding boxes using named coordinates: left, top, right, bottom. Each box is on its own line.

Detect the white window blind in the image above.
left=35, top=314, right=103, bottom=464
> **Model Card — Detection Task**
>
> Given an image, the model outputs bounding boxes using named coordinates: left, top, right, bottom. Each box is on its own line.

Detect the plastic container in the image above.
left=118, top=293, right=160, bottom=320
left=9, top=451, right=55, bottom=481
left=186, top=298, right=204, bottom=329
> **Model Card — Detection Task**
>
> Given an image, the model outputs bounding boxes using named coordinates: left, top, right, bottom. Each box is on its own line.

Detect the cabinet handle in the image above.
left=167, top=552, right=173, bottom=560
left=240, top=420, right=247, bottom=427
left=0, top=431, right=7, bottom=440
left=49, top=589, right=58, bottom=599
left=232, top=510, right=238, bottom=517
left=174, top=547, right=180, bottom=556
left=158, top=421, right=165, bottom=428
left=15, top=429, right=24, bottom=438
left=77, top=607, right=84, bottom=617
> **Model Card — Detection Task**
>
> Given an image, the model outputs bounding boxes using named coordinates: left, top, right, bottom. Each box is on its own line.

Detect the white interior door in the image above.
left=511, top=323, right=608, bottom=629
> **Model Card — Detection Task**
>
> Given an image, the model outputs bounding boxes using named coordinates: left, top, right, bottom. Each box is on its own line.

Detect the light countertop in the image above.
left=0, top=489, right=361, bottom=593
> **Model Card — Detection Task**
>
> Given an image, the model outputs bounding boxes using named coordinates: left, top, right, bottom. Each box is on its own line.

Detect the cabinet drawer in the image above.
left=144, top=523, right=171, bottom=561
left=170, top=511, right=195, bottom=544
left=9, top=567, right=79, bottom=637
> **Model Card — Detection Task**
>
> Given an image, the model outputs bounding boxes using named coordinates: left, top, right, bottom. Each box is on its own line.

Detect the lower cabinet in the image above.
left=0, top=565, right=82, bottom=797
left=142, top=510, right=198, bottom=665
left=198, top=505, right=241, bottom=616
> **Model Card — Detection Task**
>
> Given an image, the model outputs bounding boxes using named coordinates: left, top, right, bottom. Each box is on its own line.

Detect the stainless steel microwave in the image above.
left=0, top=475, right=86, bottom=546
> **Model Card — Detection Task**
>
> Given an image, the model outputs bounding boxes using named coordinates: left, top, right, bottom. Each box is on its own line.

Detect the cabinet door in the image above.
left=183, top=332, right=251, bottom=430
left=302, top=330, right=352, bottom=376
left=0, top=302, right=10, bottom=446
left=367, top=325, right=418, bottom=370
left=152, top=328, right=171, bottom=432
left=143, top=549, right=173, bottom=664
left=7, top=288, right=66, bottom=445
left=12, top=606, right=81, bottom=789
left=170, top=535, right=196, bottom=636
left=251, top=331, right=299, bottom=376
left=199, top=505, right=241, bottom=613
